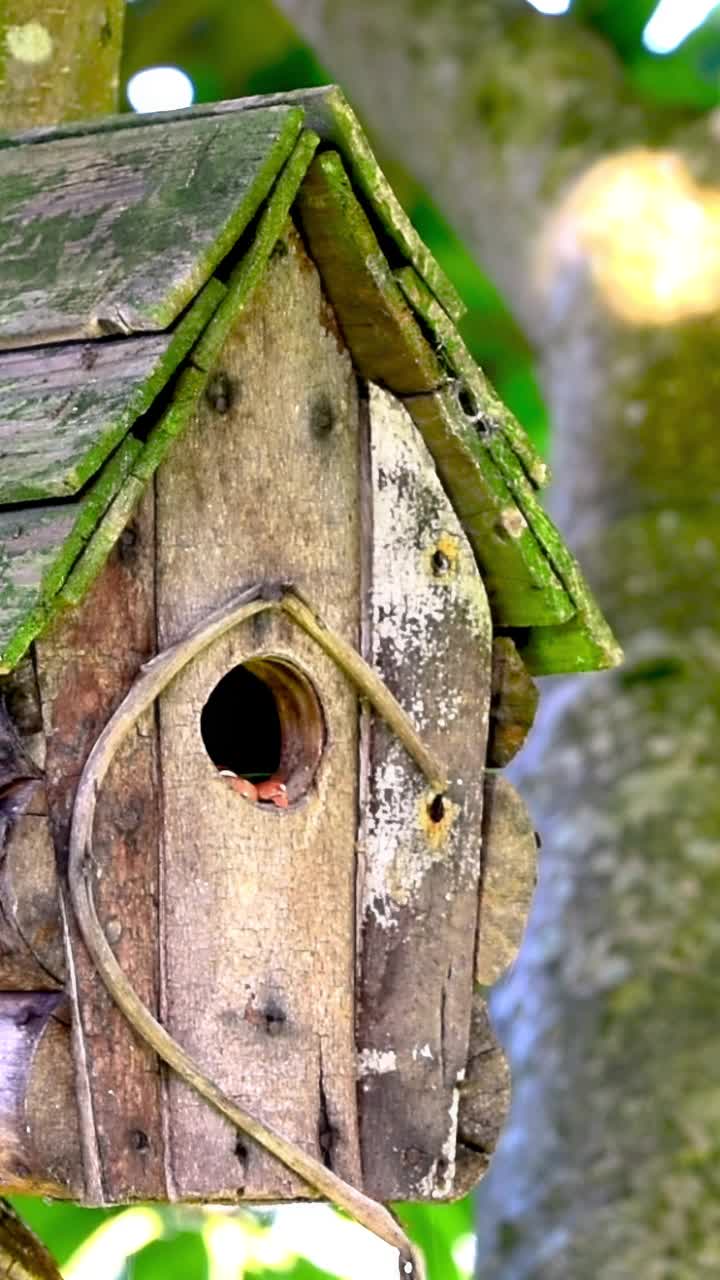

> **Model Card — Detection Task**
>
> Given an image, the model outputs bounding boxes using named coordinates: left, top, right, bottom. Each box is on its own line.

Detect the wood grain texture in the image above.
left=155, top=224, right=363, bottom=1200
left=1, top=87, right=462, bottom=323
left=476, top=775, right=537, bottom=988
left=357, top=384, right=491, bottom=1201
left=0, top=811, right=64, bottom=990
left=297, top=151, right=442, bottom=396
left=0, top=673, right=62, bottom=991
left=0, top=437, right=141, bottom=675
left=486, top=636, right=539, bottom=769
left=0, top=990, right=66, bottom=1194
left=456, top=777, right=537, bottom=1195
left=0, top=106, right=302, bottom=347
left=35, top=489, right=165, bottom=1202
left=0, top=335, right=174, bottom=505
left=0, top=278, right=224, bottom=505
left=395, top=266, right=548, bottom=490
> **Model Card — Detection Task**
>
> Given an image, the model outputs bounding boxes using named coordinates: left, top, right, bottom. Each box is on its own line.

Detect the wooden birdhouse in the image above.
left=0, top=87, right=620, bottom=1261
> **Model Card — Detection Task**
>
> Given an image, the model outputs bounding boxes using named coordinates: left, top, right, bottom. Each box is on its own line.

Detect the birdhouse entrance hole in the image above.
left=200, top=658, right=325, bottom=806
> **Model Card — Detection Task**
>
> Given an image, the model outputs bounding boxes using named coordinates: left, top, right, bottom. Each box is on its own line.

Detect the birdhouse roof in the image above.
left=0, top=86, right=620, bottom=677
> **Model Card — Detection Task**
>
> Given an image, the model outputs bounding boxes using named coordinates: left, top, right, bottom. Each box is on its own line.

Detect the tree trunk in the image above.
left=275, top=1, right=720, bottom=1273
left=0, top=0, right=125, bottom=129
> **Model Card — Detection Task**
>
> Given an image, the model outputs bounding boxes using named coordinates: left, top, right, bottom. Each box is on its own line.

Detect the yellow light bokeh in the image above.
left=538, top=149, right=720, bottom=325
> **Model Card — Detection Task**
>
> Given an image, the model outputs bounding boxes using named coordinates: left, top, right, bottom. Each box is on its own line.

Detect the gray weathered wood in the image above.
left=0, top=280, right=224, bottom=505
left=0, top=436, right=142, bottom=674
left=0, top=990, right=67, bottom=1195
left=36, top=489, right=165, bottom=1202
left=155, top=224, right=363, bottom=1200
left=357, top=384, right=491, bottom=1200
left=476, top=775, right=537, bottom=988
left=0, top=106, right=302, bottom=347
left=1, top=87, right=462, bottom=324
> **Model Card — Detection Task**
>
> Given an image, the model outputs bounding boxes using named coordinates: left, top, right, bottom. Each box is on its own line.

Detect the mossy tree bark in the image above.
left=0, top=0, right=125, bottom=129
left=276, top=0, right=720, bottom=1273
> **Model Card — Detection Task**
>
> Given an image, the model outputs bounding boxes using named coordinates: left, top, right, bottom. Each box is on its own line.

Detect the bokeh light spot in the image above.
left=525, top=0, right=572, bottom=14
left=538, top=149, right=720, bottom=326
left=643, top=0, right=720, bottom=55
left=126, top=66, right=195, bottom=114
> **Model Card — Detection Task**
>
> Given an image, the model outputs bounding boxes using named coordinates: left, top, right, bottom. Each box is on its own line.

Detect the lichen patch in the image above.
left=5, top=22, right=53, bottom=64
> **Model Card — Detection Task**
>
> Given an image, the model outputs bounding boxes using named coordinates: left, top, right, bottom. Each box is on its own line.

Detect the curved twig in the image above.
left=69, top=584, right=429, bottom=1278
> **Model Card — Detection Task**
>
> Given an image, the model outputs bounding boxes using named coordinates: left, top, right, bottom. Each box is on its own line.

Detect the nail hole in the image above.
left=428, top=794, right=446, bottom=823
left=201, top=658, right=325, bottom=807
left=264, top=1002, right=286, bottom=1036
left=130, top=1129, right=149, bottom=1152
left=431, top=549, right=450, bottom=576
left=205, top=371, right=235, bottom=415
left=310, top=392, right=335, bottom=438
left=457, top=384, right=478, bottom=418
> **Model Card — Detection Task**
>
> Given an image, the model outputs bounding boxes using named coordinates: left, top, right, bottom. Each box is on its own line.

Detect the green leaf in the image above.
left=393, top=1198, right=474, bottom=1280
left=7, top=1199, right=122, bottom=1267
left=132, top=1230, right=209, bottom=1279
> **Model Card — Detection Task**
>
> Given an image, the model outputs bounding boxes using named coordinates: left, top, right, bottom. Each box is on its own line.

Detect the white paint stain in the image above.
left=361, top=386, right=490, bottom=929
left=357, top=1048, right=398, bottom=1077
left=6, top=22, right=53, bottom=64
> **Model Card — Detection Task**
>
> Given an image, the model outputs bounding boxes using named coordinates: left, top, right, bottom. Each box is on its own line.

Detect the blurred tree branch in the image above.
left=276, top=1, right=720, bottom=1274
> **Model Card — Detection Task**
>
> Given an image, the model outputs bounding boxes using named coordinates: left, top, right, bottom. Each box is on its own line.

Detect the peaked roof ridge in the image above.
left=0, top=95, right=621, bottom=679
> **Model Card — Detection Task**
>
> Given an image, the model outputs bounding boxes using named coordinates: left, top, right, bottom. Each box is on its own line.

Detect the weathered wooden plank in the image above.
left=1, top=87, right=463, bottom=324
left=454, top=994, right=510, bottom=1196
left=297, top=151, right=442, bottom=396
left=0, top=990, right=71, bottom=1196
left=357, top=384, right=491, bottom=1201
left=0, top=659, right=63, bottom=993
left=454, top=776, right=538, bottom=1196
left=395, top=266, right=548, bottom=489
left=0, top=278, right=224, bottom=505
left=155, top=225, right=362, bottom=1201
left=49, top=134, right=320, bottom=626
left=0, top=811, right=64, bottom=990
left=475, top=775, right=537, bottom=989
left=406, top=387, right=572, bottom=627
left=486, top=636, right=539, bottom=769
left=0, top=135, right=315, bottom=676
left=0, top=437, right=142, bottom=675
left=0, top=106, right=303, bottom=347
left=35, top=488, right=165, bottom=1202
left=296, top=153, right=572, bottom=631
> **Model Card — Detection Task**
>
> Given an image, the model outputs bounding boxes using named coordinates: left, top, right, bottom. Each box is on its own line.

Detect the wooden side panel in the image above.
left=357, top=384, right=491, bottom=1201
left=35, top=490, right=166, bottom=1202
left=155, top=225, right=363, bottom=1199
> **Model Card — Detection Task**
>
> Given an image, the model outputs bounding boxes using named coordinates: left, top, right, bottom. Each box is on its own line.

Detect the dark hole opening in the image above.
left=201, top=665, right=281, bottom=783
left=428, top=793, right=446, bottom=823
left=200, top=658, right=325, bottom=806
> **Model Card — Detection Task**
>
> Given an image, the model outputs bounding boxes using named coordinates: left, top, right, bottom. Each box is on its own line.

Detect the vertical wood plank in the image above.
left=35, top=490, right=166, bottom=1201
left=155, top=224, right=363, bottom=1199
left=357, top=384, right=492, bottom=1200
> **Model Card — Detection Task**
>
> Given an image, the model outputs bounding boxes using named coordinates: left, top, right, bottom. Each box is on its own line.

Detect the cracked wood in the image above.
left=357, top=384, right=491, bottom=1200
left=154, top=224, right=363, bottom=1199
